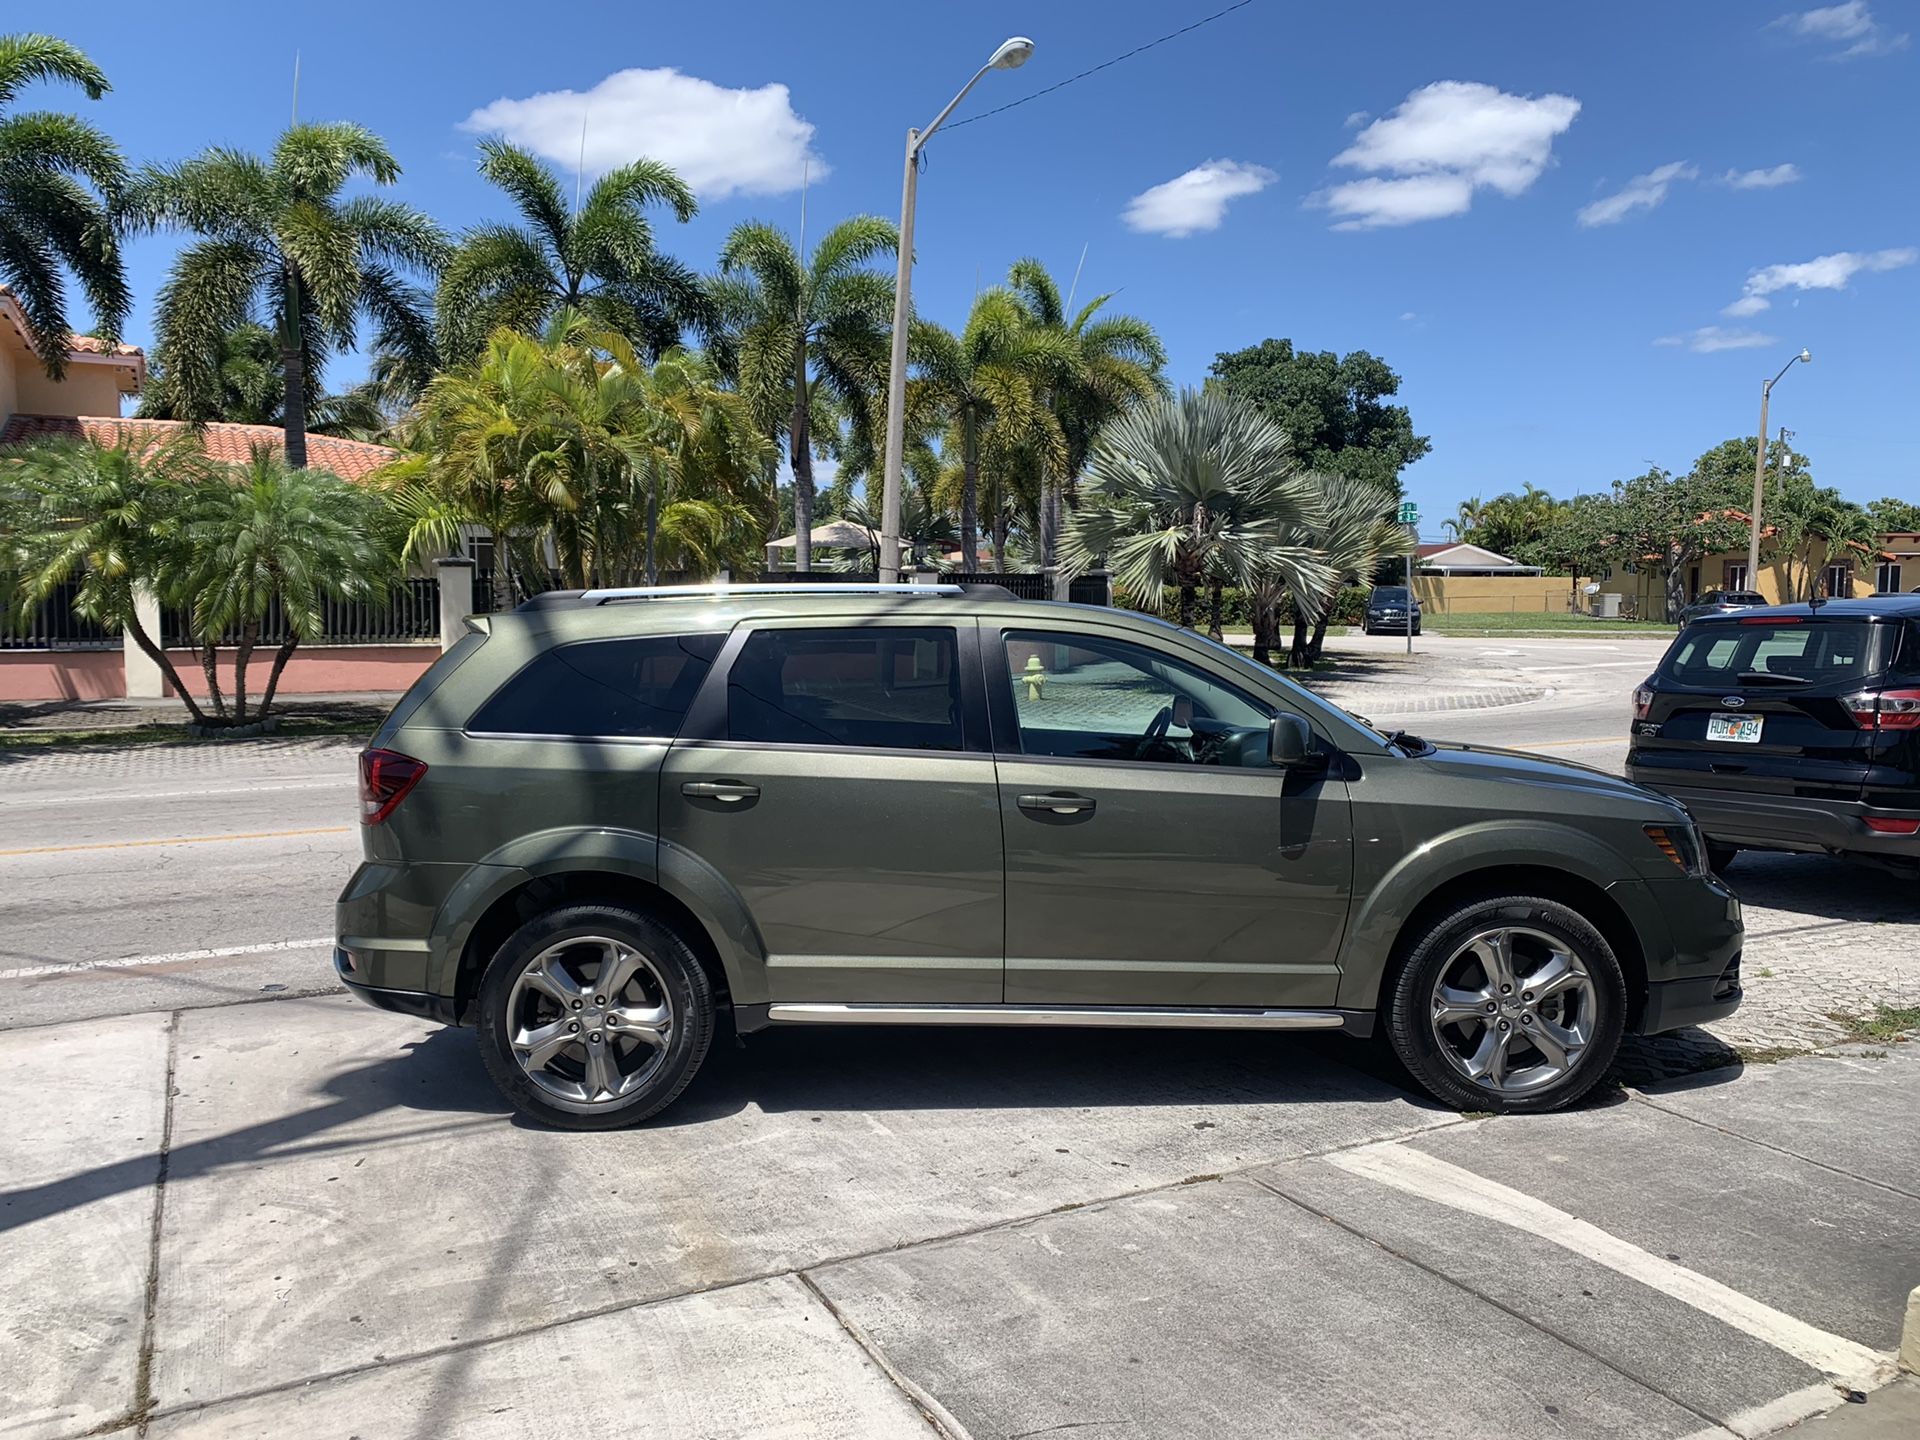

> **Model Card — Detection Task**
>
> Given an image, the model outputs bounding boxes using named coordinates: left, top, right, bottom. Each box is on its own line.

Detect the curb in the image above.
left=1903, top=1285, right=1919, bottom=1375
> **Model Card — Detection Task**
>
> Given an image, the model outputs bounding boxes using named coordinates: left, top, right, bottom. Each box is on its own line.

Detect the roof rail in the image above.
left=575, top=582, right=971, bottom=605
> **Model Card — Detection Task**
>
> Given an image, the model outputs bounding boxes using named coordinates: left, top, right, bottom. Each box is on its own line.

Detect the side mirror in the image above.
left=1269, top=712, right=1314, bottom=767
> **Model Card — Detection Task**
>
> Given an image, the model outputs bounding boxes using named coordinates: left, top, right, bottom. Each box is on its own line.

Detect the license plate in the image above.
left=1706, top=712, right=1763, bottom=744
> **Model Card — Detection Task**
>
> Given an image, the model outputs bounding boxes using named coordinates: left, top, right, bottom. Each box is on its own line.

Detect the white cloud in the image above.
left=1655, top=326, right=1780, bottom=353
left=1773, top=3, right=1910, bottom=58
left=1399, top=311, right=1419, bottom=321
left=1343, top=110, right=1371, bottom=130
left=1122, top=160, right=1276, bottom=238
left=1576, top=161, right=1697, bottom=227
left=1317, top=81, right=1580, bottom=229
left=460, top=67, right=823, bottom=200
left=1720, top=163, right=1803, bottom=189
left=1725, top=246, right=1918, bottom=313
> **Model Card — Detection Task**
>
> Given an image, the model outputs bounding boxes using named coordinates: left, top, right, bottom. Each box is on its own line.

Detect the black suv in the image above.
left=1628, top=597, right=1920, bottom=874
left=1363, top=586, right=1421, bottom=635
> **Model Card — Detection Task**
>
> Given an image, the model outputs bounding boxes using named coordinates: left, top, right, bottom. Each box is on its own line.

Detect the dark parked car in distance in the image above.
left=1363, top=585, right=1421, bottom=635
left=1628, top=596, right=1920, bottom=876
left=337, top=583, right=1742, bottom=1128
left=1674, top=590, right=1769, bottom=625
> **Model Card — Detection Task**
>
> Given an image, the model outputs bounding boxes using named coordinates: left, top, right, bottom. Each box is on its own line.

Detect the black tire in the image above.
left=476, top=902, right=714, bottom=1130
left=1383, top=893, right=1627, bottom=1114
left=1706, top=842, right=1739, bottom=875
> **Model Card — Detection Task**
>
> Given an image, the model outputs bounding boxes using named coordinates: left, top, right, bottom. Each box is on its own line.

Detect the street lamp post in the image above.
left=1746, top=348, right=1811, bottom=586
left=877, top=36, right=1034, bottom=584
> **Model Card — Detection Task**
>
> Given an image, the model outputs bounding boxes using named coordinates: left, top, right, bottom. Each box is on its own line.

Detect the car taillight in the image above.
left=1633, top=684, right=1654, bottom=720
left=359, top=748, right=427, bottom=824
left=1841, top=688, right=1920, bottom=731
left=1863, top=817, right=1920, bottom=835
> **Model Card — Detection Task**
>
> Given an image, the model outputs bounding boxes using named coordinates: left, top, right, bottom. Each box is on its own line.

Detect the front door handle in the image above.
left=681, top=780, right=761, bottom=803
left=1018, top=792, right=1096, bottom=816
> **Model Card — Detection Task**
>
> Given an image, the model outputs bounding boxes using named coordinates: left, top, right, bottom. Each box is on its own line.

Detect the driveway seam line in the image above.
left=1244, top=1167, right=1737, bottom=1435
left=795, top=1271, right=974, bottom=1440
left=121, top=1113, right=1473, bottom=1430
left=1626, top=1090, right=1920, bottom=1203
left=127, top=1009, right=180, bottom=1440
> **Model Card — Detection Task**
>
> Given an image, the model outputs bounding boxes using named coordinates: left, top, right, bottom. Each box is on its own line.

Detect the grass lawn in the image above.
left=1339, top=611, right=1676, bottom=638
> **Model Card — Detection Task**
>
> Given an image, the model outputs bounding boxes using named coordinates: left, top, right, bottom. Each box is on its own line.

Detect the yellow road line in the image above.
left=0, top=825, right=353, bottom=858
left=1511, top=735, right=1624, bottom=750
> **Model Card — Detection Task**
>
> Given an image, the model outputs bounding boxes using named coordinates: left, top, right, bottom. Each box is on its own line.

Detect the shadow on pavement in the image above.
left=1611, top=1028, right=1745, bottom=1091
left=1727, top=852, right=1920, bottom=925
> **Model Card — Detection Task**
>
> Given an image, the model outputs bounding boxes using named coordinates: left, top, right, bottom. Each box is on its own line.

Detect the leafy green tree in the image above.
left=2, top=437, right=211, bottom=718
left=1005, top=257, right=1166, bottom=569
left=1691, top=434, right=1810, bottom=500
left=1600, top=466, right=1750, bottom=622
left=712, top=216, right=896, bottom=570
left=1763, top=473, right=1876, bottom=601
left=1868, top=497, right=1920, bottom=533
left=910, top=288, right=1073, bottom=570
left=127, top=123, right=448, bottom=468
left=436, top=139, right=709, bottom=367
left=1528, top=493, right=1615, bottom=609
left=0, top=33, right=129, bottom=373
left=1062, top=387, right=1333, bottom=634
left=1208, top=339, right=1430, bottom=495
left=181, top=449, right=394, bottom=723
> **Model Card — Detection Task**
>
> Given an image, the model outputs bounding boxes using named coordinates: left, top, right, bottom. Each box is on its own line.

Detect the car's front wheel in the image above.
left=476, top=903, right=714, bottom=1130
left=1384, top=894, right=1626, bottom=1113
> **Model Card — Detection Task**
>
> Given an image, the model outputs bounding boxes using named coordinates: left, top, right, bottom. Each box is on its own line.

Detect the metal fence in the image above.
left=0, top=579, right=121, bottom=650
left=159, top=578, right=442, bottom=648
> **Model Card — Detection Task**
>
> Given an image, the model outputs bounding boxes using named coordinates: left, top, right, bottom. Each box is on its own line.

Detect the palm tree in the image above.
left=1272, top=473, right=1414, bottom=668
left=713, top=216, right=897, bottom=571
left=1005, top=257, right=1166, bottom=569
left=181, top=449, right=393, bottom=723
left=910, top=287, right=1073, bottom=570
left=126, top=122, right=448, bottom=468
left=0, top=33, right=128, bottom=373
left=2, top=436, right=213, bottom=720
left=1061, top=387, right=1334, bottom=634
left=436, top=139, right=709, bottom=367
left=1454, top=495, right=1488, bottom=538
left=137, top=319, right=406, bottom=439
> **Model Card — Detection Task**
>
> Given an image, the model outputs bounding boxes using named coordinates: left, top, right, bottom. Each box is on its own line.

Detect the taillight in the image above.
left=1633, top=684, right=1654, bottom=720
left=359, top=748, right=427, bottom=824
left=1863, top=816, right=1920, bottom=835
left=1841, top=688, right=1920, bottom=731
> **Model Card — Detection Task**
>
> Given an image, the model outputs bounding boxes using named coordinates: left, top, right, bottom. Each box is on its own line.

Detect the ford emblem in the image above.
left=1722, top=695, right=1746, bottom=708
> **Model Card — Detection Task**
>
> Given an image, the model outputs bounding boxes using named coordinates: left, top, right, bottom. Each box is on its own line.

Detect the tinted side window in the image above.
left=470, top=634, right=722, bottom=738
left=727, top=627, right=962, bottom=751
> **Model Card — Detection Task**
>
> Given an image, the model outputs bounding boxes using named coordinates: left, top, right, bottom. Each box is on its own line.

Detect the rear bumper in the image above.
left=336, top=947, right=459, bottom=1024
left=1630, top=776, right=1920, bottom=860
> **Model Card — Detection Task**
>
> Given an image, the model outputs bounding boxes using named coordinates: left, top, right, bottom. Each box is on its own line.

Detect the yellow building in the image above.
left=1595, top=521, right=1913, bottom=621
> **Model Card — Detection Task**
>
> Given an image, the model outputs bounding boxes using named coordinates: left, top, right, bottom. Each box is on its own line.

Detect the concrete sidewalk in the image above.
left=2, top=997, right=1914, bottom=1438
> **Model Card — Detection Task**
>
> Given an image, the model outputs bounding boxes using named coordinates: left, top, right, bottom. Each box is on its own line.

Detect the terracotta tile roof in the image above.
left=0, top=285, right=145, bottom=361
left=0, top=415, right=399, bottom=481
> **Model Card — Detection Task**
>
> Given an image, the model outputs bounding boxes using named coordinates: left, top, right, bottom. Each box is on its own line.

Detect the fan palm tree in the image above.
left=1062, top=387, right=1334, bottom=633
left=181, top=449, right=394, bottom=723
left=1005, top=257, right=1166, bottom=568
left=0, top=33, right=128, bottom=373
left=2, top=436, right=214, bottom=719
left=910, top=287, right=1074, bottom=570
left=126, top=122, right=448, bottom=468
left=1262, top=472, right=1414, bottom=668
left=713, top=215, right=897, bottom=571
left=436, top=139, right=709, bottom=367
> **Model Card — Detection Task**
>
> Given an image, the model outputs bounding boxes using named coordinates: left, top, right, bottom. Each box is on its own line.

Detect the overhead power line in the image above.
left=942, top=0, right=1259, bottom=134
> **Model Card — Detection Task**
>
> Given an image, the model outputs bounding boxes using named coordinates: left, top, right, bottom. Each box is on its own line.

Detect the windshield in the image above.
left=1661, top=620, right=1888, bottom=687
left=1372, top=588, right=1410, bottom=602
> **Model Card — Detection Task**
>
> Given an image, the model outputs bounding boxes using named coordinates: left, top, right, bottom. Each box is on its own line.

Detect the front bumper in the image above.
left=1614, top=875, right=1744, bottom=1035
left=1631, top=777, right=1920, bottom=861
left=336, top=947, right=459, bottom=1024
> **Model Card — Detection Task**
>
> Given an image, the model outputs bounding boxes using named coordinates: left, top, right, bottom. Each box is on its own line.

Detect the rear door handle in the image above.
left=681, top=780, right=760, bottom=803
left=1018, top=792, right=1095, bottom=816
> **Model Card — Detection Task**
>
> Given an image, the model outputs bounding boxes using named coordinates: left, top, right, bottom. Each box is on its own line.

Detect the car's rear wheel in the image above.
left=1384, top=894, right=1626, bottom=1114
left=476, top=903, right=714, bottom=1130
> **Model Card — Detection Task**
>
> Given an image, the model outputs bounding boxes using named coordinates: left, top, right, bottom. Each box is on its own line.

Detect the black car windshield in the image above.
left=1372, top=589, right=1410, bottom=602
left=1661, top=619, right=1888, bottom=687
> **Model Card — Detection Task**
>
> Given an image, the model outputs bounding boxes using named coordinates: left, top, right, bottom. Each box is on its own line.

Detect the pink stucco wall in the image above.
left=0, top=650, right=126, bottom=702
left=160, top=645, right=437, bottom=698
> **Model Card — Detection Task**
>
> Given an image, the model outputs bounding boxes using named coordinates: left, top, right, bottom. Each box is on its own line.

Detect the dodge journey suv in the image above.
left=337, top=584, right=1742, bottom=1128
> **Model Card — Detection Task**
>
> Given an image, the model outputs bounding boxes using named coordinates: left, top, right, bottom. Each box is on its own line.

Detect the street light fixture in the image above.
left=1747, top=348, right=1811, bottom=585
left=876, top=36, right=1035, bottom=583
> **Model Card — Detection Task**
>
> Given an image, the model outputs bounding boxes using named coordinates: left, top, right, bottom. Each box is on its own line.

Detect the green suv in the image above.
left=336, top=584, right=1743, bottom=1128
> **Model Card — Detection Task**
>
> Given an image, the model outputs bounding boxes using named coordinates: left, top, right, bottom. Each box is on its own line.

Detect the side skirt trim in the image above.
left=764, top=1003, right=1349, bottom=1031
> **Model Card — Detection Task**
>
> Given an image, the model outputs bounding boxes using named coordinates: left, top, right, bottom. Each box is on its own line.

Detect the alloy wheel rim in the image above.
left=506, top=936, right=673, bottom=1110
left=1428, top=925, right=1596, bottom=1094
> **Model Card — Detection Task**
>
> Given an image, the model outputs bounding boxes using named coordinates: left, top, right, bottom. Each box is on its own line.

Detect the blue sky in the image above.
left=35, top=0, right=1920, bottom=531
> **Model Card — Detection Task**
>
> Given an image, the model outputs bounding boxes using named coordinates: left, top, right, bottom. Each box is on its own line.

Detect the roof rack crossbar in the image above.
left=577, top=582, right=969, bottom=604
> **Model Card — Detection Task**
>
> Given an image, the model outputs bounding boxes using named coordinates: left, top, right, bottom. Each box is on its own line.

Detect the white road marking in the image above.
left=1676, top=1382, right=1862, bottom=1440
left=0, top=779, right=346, bottom=808
left=1326, top=1142, right=1892, bottom=1388
left=0, top=936, right=334, bottom=982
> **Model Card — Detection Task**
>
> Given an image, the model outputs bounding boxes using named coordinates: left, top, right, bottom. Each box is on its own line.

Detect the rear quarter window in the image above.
left=468, top=633, right=723, bottom=738
left=1661, top=620, right=1887, bottom=687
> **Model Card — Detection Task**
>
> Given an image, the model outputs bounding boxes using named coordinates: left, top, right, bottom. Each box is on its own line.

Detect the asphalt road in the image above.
left=0, top=632, right=1669, bottom=1033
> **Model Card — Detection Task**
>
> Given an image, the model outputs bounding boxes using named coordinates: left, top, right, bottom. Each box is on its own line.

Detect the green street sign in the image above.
left=1397, top=502, right=1419, bottom=525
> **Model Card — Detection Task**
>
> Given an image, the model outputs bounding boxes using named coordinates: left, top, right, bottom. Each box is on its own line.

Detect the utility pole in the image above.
left=1747, top=349, right=1811, bottom=587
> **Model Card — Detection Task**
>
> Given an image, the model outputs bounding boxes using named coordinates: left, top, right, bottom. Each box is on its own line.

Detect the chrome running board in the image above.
left=765, top=1003, right=1346, bottom=1031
